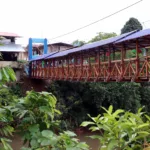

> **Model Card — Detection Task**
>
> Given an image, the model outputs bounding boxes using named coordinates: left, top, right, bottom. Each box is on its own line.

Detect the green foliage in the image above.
left=0, top=138, right=13, bottom=150
left=0, top=67, right=16, bottom=84
left=72, top=40, right=86, bottom=47
left=0, top=67, right=17, bottom=150
left=0, top=86, right=19, bottom=106
left=21, top=126, right=89, bottom=150
left=88, top=32, right=117, bottom=43
left=87, top=82, right=141, bottom=113
left=121, top=17, right=143, bottom=34
left=47, top=81, right=144, bottom=130
left=11, top=90, right=88, bottom=150
left=47, top=81, right=90, bottom=129
left=81, top=105, right=150, bottom=150
left=139, top=85, right=150, bottom=113
left=0, top=89, right=89, bottom=150
left=0, top=106, right=15, bottom=150
left=10, top=84, right=23, bottom=97
left=15, top=91, right=60, bottom=135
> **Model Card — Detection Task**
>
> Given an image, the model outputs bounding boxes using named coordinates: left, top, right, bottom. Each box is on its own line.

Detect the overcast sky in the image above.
left=0, top=0, right=150, bottom=45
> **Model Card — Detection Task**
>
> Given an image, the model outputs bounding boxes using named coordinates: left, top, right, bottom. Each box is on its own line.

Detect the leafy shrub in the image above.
left=21, top=125, right=88, bottom=150
left=0, top=107, right=15, bottom=150
left=13, top=91, right=89, bottom=150
left=0, top=67, right=17, bottom=150
left=47, top=81, right=142, bottom=129
left=47, top=81, right=90, bottom=129
left=81, top=105, right=150, bottom=150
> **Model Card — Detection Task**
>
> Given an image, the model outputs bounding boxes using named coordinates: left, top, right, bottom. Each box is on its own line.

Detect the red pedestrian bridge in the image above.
left=29, top=29, right=150, bottom=82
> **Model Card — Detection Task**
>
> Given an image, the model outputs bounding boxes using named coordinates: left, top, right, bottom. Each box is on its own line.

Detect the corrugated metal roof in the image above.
left=31, top=42, right=73, bottom=48
left=46, top=30, right=137, bottom=59
left=0, top=44, right=25, bottom=52
left=0, top=32, right=21, bottom=38
left=48, top=42, right=73, bottom=47
left=30, top=51, right=59, bottom=61
left=116, top=29, right=150, bottom=43
left=46, top=50, right=72, bottom=59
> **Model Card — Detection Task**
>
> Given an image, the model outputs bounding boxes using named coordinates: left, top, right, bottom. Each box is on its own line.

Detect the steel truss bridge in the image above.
left=29, top=29, right=150, bottom=82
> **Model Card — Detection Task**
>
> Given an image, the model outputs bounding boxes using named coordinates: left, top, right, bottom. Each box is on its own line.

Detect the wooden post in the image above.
left=52, top=59, right=55, bottom=79
left=107, top=47, right=111, bottom=81
left=120, top=45, right=125, bottom=81
left=98, top=48, right=100, bottom=81
left=136, top=39, right=139, bottom=77
left=88, top=51, right=91, bottom=81
left=49, top=59, right=51, bottom=78
left=73, top=55, right=76, bottom=79
left=67, top=57, right=69, bottom=80
left=61, top=58, right=64, bottom=80
left=80, top=52, right=83, bottom=81
left=146, top=48, right=148, bottom=77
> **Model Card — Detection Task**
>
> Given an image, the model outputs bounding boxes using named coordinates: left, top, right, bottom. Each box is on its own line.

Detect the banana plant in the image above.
left=0, top=67, right=16, bottom=84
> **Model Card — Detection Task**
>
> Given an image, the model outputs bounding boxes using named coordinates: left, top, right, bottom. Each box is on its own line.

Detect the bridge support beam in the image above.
left=28, top=38, right=48, bottom=60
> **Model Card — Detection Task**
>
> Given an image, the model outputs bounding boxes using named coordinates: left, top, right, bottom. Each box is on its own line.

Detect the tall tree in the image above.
left=88, top=32, right=117, bottom=43
left=72, top=40, right=86, bottom=47
left=121, top=17, right=143, bottom=34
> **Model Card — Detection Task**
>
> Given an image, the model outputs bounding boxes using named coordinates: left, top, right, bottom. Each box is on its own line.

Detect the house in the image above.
left=0, top=32, right=25, bottom=61
left=0, top=32, right=25, bottom=68
left=31, top=42, right=73, bottom=56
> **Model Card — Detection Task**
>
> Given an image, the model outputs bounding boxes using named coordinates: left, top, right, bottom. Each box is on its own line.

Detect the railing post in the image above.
left=73, top=56, right=76, bottom=80
left=67, top=57, right=69, bottom=80
left=52, top=59, right=55, bottom=79
left=61, top=59, right=63, bottom=79
left=135, top=39, right=139, bottom=81
left=48, top=59, right=51, bottom=78
left=80, top=52, right=83, bottom=81
left=88, top=50, right=91, bottom=81
left=97, top=48, right=100, bottom=81
left=146, top=48, right=148, bottom=77
left=107, top=46, right=111, bottom=81
left=120, top=45, right=125, bottom=81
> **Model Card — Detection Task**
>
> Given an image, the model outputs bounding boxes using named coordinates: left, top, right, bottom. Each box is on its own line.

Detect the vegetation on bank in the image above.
left=1, top=83, right=150, bottom=149
left=47, top=81, right=150, bottom=129
left=0, top=89, right=89, bottom=150
left=81, top=105, right=150, bottom=150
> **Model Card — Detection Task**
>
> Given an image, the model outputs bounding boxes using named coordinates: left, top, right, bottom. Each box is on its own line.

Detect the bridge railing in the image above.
left=30, top=55, right=150, bottom=82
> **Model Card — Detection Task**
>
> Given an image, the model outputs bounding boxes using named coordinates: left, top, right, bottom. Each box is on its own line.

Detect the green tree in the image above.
left=88, top=32, right=117, bottom=43
left=121, top=17, right=143, bottom=34
left=72, top=40, right=86, bottom=47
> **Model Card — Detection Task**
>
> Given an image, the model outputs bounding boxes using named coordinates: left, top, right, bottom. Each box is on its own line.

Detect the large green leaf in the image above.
left=107, top=140, right=118, bottom=150
left=80, top=121, right=95, bottom=127
left=28, top=124, right=39, bottom=133
left=42, top=130, right=53, bottom=138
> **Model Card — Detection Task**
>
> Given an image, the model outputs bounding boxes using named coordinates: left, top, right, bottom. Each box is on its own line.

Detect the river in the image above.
left=11, top=131, right=100, bottom=150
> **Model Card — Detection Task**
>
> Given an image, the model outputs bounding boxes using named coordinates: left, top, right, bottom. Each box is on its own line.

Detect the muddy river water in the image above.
left=11, top=131, right=100, bottom=150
